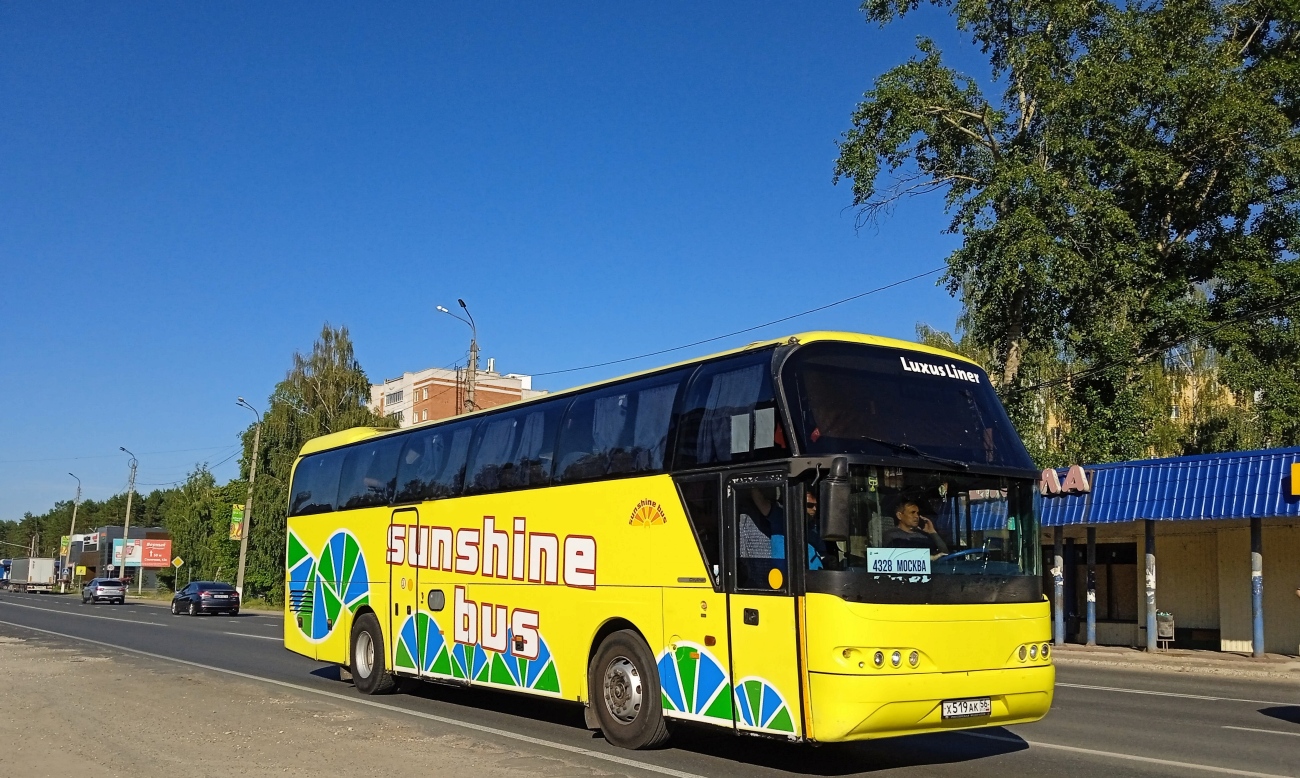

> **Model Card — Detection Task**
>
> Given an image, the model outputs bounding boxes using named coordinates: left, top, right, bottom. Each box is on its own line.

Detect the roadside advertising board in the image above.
left=85, top=532, right=99, bottom=550
left=59, top=536, right=71, bottom=557
left=140, top=539, right=172, bottom=568
left=112, top=539, right=142, bottom=567
left=229, top=504, right=245, bottom=541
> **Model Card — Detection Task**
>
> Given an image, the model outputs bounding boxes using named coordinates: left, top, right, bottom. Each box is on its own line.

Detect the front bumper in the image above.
left=808, top=664, right=1054, bottom=742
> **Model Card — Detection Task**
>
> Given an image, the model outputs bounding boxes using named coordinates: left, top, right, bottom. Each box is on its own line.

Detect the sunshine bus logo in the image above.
left=629, top=498, right=668, bottom=526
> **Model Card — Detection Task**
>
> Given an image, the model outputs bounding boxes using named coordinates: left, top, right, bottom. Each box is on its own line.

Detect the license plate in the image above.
left=941, top=697, right=991, bottom=719
left=213, top=594, right=228, bottom=599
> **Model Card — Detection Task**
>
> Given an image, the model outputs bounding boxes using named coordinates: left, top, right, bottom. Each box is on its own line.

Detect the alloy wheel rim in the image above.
left=602, top=656, right=642, bottom=723
left=356, top=630, right=375, bottom=678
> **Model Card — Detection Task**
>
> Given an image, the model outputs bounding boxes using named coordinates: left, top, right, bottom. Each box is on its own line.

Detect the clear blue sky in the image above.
left=0, top=2, right=982, bottom=519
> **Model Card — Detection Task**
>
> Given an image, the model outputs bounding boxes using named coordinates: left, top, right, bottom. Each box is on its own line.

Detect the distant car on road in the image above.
left=81, top=578, right=126, bottom=604
left=172, top=581, right=240, bottom=616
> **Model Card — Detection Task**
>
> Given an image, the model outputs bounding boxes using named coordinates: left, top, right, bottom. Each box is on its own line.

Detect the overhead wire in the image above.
left=529, top=266, right=948, bottom=378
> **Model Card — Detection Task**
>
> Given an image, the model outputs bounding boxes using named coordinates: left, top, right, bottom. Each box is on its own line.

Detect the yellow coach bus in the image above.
left=283, top=332, right=1053, bottom=749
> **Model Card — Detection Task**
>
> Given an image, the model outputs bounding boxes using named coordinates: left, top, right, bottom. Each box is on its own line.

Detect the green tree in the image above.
left=837, top=0, right=1300, bottom=461
left=235, top=323, right=397, bottom=603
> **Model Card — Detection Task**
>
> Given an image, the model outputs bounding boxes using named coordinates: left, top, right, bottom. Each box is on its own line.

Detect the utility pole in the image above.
left=62, top=473, right=81, bottom=593
left=437, top=299, right=479, bottom=414
left=119, top=447, right=137, bottom=586
left=235, top=397, right=263, bottom=599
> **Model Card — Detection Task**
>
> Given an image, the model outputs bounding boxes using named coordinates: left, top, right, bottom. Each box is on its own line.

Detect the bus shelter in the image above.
left=1038, top=447, right=1300, bottom=657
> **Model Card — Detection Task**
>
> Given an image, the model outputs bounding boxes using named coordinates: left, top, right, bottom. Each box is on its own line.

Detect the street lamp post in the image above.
left=235, top=397, right=263, bottom=599
left=437, top=299, right=478, bottom=414
left=62, top=473, right=81, bottom=592
left=119, top=447, right=137, bottom=589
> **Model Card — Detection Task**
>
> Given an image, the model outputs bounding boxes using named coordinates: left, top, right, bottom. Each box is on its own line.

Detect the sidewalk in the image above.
left=1052, top=642, right=1300, bottom=681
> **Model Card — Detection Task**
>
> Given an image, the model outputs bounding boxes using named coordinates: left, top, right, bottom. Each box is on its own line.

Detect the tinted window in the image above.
left=554, top=369, right=689, bottom=483
left=395, top=420, right=476, bottom=502
left=465, top=400, right=567, bottom=493
left=289, top=450, right=344, bottom=516
left=336, top=436, right=402, bottom=509
left=781, top=342, right=1034, bottom=469
left=198, top=583, right=235, bottom=591
left=676, top=474, right=723, bottom=589
left=674, top=351, right=784, bottom=468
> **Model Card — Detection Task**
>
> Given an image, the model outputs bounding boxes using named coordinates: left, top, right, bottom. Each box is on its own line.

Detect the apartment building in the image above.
left=370, top=360, right=546, bottom=427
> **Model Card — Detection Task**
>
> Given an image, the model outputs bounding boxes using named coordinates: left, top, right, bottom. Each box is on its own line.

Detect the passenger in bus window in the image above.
left=882, top=498, right=949, bottom=560
left=737, top=486, right=786, bottom=588
left=803, top=489, right=829, bottom=571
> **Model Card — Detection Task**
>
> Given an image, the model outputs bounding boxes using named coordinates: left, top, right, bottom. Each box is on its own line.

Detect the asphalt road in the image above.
left=0, top=590, right=1296, bottom=778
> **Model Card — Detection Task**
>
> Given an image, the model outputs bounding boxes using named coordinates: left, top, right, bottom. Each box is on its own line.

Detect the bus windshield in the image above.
left=806, top=465, right=1041, bottom=603
left=781, top=342, right=1034, bottom=471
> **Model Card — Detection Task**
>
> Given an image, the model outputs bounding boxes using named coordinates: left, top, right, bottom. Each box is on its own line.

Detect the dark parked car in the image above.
left=171, top=581, right=240, bottom=616
left=81, top=578, right=126, bottom=604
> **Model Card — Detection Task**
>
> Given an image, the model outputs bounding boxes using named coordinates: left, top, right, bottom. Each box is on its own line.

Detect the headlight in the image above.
left=890, top=651, right=902, bottom=667
left=1029, top=644, right=1038, bottom=659
left=908, top=651, right=919, bottom=667
left=1042, top=643, right=1050, bottom=659
left=873, top=651, right=884, bottom=667
left=1018, top=645, right=1027, bottom=661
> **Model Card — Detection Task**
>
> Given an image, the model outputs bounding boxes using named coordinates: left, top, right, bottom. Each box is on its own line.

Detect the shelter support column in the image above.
left=1053, top=526, right=1064, bottom=646
left=1145, top=520, right=1157, bottom=652
left=1086, top=526, right=1097, bottom=646
left=1251, top=517, right=1264, bottom=658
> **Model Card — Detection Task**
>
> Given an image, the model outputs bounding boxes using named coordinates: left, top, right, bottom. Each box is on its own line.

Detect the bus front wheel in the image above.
left=350, top=613, right=396, bottom=695
left=589, top=630, right=671, bottom=750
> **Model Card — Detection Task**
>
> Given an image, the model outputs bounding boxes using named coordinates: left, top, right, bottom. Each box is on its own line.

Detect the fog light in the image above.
left=1042, top=643, right=1050, bottom=659
left=1029, top=644, right=1038, bottom=659
left=1018, top=645, right=1027, bottom=661
left=873, top=651, right=884, bottom=667
left=908, top=651, right=919, bottom=667
left=891, top=651, right=901, bottom=667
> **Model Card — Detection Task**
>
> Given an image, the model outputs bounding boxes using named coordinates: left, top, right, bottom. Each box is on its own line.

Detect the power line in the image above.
left=529, top=266, right=947, bottom=378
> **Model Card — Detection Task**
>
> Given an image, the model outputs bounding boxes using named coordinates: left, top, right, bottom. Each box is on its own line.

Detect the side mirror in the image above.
left=819, top=456, right=851, bottom=542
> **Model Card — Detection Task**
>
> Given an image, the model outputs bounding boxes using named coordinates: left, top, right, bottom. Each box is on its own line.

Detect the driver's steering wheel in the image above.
left=938, top=548, right=987, bottom=563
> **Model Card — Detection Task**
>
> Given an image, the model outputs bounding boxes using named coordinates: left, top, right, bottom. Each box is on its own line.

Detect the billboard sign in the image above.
left=229, top=504, right=245, bottom=541
left=59, top=536, right=71, bottom=558
left=140, top=539, right=172, bottom=568
left=85, top=532, right=99, bottom=550
left=112, top=539, right=142, bottom=567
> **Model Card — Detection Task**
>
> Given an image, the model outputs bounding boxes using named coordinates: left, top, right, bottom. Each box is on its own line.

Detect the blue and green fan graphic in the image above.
left=394, top=612, right=561, bottom=693
left=733, top=677, right=795, bottom=733
left=656, top=643, right=733, bottom=722
left=287, top=530, right=370, bottom=641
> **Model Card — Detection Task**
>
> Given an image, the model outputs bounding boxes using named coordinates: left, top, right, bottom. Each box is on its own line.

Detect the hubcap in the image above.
left=602, top=656, right=642, bottom=723
left=355, top=630, right=375, bottom=679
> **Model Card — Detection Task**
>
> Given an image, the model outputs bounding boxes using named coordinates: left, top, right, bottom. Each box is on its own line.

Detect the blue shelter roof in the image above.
left=1040, top=447, right=1300, bottom=526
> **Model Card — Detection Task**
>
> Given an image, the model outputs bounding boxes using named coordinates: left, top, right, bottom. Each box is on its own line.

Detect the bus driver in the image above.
left=882, top=498, right=950, bottom=561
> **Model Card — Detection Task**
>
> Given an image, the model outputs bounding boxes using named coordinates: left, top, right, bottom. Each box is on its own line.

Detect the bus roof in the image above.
left=296, top=331, right=978, bottom=457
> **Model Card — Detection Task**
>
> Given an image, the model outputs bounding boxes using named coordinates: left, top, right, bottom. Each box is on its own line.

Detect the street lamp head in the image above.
left=237, top=396, right=245, bottom=404
left=458, top=298, right=467, bottom=309
left=436, top=305, right=449, bottom=313
left=119, top=447, right=126, bottom=453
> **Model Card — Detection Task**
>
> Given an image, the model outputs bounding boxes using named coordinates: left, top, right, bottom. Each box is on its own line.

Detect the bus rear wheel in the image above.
left=350, top=612, right=395, bottom=695
left=589, top=630, right=670, bottom=750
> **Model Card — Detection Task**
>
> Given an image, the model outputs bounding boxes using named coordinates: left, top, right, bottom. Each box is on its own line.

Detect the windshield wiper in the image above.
left=858, top=436, right=970, bottom=470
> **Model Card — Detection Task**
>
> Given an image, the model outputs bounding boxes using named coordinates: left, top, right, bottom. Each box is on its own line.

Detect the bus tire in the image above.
left=590, top=630, right=671, bottom=750
left=350, top=612, right=396, bottom=695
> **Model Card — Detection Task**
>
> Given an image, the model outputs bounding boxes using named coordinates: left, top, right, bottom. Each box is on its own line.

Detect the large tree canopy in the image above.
left=836, top=0, right=1299, bottom=462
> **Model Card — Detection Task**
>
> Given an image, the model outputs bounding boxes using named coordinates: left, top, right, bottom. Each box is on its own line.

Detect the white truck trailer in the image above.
left=10, top=558, right=56, bottom=592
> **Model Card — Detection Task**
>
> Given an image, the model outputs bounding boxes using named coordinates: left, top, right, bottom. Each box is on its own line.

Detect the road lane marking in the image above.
left=224, top=632, right=281, bottom=641
left=0, top=619, right=706, bottom=778
left=1058, top=682, right=1292, bottom=707
left=962, top=732, right=1294, bottom=777
left=1223, top=726, right=1300, bottom=738
left=0, top=600, right=169, bottom=627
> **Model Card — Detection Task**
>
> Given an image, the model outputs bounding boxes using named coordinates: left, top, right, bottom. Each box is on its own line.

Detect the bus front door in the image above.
left=725, top=474, right=803, bottom=738
left=389, top=507, right=421, bottom=677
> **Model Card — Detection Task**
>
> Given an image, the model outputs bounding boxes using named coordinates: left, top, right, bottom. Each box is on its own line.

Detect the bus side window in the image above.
left=395, top=421, right=476, bottom=501
left=554, top=369, right=690, bottom=484
left=674, top=351, right=778, bottom=469
left=506, top=399, right=566, bottom=488
left=675, top=474, right=723, bottom=589
left=465, top=413, right=521, bottom=494
left=289, top=450, right=344, bottom=516
left=337, top=437, right=402, bottom=509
